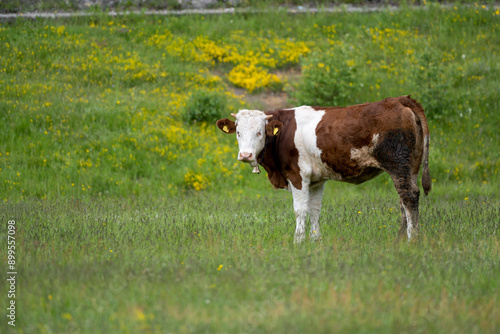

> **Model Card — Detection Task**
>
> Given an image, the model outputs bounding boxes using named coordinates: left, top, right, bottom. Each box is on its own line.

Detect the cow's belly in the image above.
left=309, top=156, right=383, bottom=184
left=309, top=156, right=344, bottom=182
left=309, top=132, right=384, bottom=184
left=341, top=167, right=383, bottom=184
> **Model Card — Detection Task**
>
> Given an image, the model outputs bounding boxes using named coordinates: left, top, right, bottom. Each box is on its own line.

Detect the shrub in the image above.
left=183, top=89, right=227, bottom=123
left=291, top=48, right=361, bottom=107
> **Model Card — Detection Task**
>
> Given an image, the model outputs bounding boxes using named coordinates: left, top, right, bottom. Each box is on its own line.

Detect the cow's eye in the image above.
left=257, top=132, right=262, bottom=136
left=237, top=131, right=240, bottom=136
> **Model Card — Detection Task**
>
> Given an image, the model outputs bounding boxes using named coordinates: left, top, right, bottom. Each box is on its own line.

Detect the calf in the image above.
left=217, top=96, right=431, bottom=242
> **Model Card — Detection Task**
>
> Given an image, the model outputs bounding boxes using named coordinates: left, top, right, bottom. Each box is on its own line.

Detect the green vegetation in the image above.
left=1, top=191, right=499, bottom=333
left=183, top=88, right=228, bottom=123
left=1, top=4, right=499, bottom=199
left=0, top=3, right=499, bottom=333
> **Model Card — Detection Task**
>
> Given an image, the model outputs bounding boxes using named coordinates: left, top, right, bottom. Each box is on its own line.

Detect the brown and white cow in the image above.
left=217, top=96, right=431, bottom=243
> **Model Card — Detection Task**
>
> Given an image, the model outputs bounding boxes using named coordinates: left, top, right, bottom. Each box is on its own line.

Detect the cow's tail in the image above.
left=402, top=95, right=432, bottom=196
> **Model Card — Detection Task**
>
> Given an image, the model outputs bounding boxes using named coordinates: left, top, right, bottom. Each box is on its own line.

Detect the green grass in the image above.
left=1, top=187, right=499, bottom=333
left=0, top=4, right=499, bottom=333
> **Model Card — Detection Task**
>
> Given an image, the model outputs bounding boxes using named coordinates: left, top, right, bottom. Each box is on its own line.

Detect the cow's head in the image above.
left=217, top=110, right=282, bottom=172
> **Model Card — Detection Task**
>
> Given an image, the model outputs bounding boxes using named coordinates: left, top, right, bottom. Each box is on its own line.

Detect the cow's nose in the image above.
left=239, top=152, right=253, bottom=161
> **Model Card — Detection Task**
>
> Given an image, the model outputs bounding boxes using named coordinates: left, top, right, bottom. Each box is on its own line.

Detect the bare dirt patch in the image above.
left=244, top=91, right=291, bottom=111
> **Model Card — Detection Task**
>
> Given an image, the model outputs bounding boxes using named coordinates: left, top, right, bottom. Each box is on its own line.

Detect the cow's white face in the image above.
left=234, top=110, right=270, bottom=167
left=217, top=110, right=281, bottom=173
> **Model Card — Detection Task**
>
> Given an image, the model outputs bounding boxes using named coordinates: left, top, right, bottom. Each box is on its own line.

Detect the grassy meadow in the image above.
left=1, top=3, right=499, bottom=333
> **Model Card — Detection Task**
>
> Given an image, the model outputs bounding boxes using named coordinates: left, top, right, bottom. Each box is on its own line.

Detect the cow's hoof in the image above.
left=310, top=234, right=322, bottom=242
left=294, top=234, right=305, bottom=244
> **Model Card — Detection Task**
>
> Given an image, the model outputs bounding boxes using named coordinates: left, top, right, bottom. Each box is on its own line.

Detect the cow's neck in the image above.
left=257, top=135, right=272, bottom=164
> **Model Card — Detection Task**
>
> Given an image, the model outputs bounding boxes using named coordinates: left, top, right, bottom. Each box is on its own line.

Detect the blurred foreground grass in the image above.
left=1, top=187, right=499, bottom=333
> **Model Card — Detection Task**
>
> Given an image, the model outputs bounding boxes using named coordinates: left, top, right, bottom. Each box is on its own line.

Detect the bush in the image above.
left=290, top=48, right=362, bottom=107
left=183, top=89, right=228, bottom=123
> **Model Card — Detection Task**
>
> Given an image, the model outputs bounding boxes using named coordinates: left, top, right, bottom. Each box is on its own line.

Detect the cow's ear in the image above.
left=266, top=120, right=282, bottom=137
left=216, top=118, right=236, bottom=134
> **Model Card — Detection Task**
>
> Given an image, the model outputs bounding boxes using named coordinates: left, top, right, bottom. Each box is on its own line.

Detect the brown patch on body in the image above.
left=257, top=109, right=301, bottom=189
left=314, top=96, right=426, bottom=185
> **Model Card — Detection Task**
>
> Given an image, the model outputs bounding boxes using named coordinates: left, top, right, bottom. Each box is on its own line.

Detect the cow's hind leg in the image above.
left=308, top=182, right=326, bottom=241
left=398, top=199, right=408, bottom=237
left=391, top=173, right=420, bottom=240
left=374, top=130, right=421, bottom=240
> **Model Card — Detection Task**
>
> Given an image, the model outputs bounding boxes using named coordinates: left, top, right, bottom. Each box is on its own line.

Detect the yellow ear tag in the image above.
left=223, top=125, right=229, bottom=133
left=273, top=127, right=279, bottom=135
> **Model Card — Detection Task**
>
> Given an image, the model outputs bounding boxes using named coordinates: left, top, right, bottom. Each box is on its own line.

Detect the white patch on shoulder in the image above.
left=293, top=106, right=330, bottom=183
left=350, top=133, right=381, bottom=168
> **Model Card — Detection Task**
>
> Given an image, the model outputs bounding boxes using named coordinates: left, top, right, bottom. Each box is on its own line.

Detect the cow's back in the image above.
left=314, top=97, right=423, bottom=183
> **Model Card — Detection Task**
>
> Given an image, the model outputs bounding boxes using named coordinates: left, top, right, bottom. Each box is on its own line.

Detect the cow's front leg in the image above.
left=309, top=182, right=325, bottom=241
left=290, top=182, right=310, bottom=243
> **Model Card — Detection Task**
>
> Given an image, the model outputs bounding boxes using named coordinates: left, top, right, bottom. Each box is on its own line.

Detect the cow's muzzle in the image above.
left=238, top=152, right=253, bottom=162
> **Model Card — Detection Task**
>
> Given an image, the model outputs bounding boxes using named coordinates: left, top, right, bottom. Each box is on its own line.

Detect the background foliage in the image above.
left=1, top=4, right=499, bottom=200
